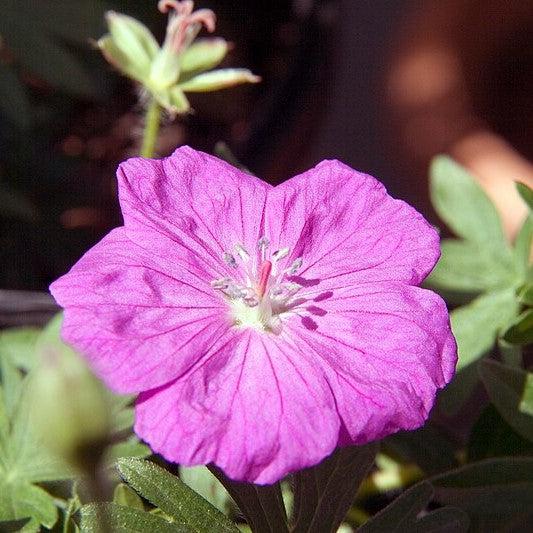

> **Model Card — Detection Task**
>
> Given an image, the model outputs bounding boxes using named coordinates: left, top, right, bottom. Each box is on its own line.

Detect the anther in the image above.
left=224, top=252, right=237, bottom=268
left=287, top=257, right=303, bottom=274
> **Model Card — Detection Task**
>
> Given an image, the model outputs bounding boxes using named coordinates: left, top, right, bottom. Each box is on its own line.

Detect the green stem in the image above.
left=140, top=99, right=162, bottom=158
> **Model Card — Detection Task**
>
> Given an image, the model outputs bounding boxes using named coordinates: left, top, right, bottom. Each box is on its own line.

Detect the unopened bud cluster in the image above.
left=98, top=0, right=260, bottom=115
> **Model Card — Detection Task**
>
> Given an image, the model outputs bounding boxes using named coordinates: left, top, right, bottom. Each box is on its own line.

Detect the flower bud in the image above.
left=29, top=315, right=111, bottom=471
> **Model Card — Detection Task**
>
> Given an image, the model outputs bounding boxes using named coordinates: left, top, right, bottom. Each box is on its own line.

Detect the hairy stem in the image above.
left=140, top=99, right=162, bottom=158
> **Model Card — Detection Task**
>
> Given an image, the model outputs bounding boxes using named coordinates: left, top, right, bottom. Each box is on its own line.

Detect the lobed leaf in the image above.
left=429, top=457, right=533, bottom=528
left=359, top=481, right=469, bottom=532
left=516, top=182, right=533, bottom=212
left=430, top=156, right=507, bottom=247
left=451, top=289, right=518, bottom=371
left=502, top=309, right=533, bottom=345
left=209, top=465, right=288, bottom=533
left=480, top=359, right=533, bottom=442
left=427, top=239, right=517, bottom=294
left=291, top=444, right=378, bottom=533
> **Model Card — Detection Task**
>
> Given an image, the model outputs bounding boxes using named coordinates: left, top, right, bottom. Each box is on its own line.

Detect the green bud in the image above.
left=29, top=315, right=111, bottom=471
left=177, top=68, right=261, bottom=93
left=180, top=38, right=229, bottom=73
left=105, top=11, right=159, bottom=79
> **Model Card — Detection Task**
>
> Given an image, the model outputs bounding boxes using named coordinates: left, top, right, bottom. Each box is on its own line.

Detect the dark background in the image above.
left=1, top=0, right=532, bottom=293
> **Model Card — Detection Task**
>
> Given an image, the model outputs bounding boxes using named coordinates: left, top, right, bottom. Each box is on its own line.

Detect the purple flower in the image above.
left=50, top=147, right=456, bottom=484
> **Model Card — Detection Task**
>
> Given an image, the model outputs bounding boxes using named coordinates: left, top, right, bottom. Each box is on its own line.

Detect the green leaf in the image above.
left=359, top=482, right=469, bottom=532
left=467, top=404, right=533, bottom=461
left=117, top=458, right=239, bottom=533
left=180, top=466, right=230, bottom=513
left=451, top=289, right=518, bottom=371
left=113, top=483, right=145, bottom=510
left=0, top=479, right=57, bottom=529
left=426, top=239, right=517, bottom=294
left=480, top=359, right=533, bottom=441
left=516, top=182, right=533, bottom=211
left=180, top=38, right=229, bottom=73
left=178, top=69, right=260, bottom=93
left=209, top=465, right=288, bottom=533
left=0, top=64, right=31, bottom=129
left=430, top=156, right=506, bottom=247
left=80, top=502, right=186, bottom=533
left=502, top=309, right=533, bottom=345
left=291, top=444, right=378, bottom=533
left=429, top=457, right=533, bottom=528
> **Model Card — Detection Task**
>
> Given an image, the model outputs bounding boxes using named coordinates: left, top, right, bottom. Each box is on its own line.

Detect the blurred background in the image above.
left=1, top=0, right=532, bottom=316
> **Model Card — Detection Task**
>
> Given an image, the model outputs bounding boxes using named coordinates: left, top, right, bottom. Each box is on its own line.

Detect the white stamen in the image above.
left=212, top=240, right=303, bottom=333
left=234, top=244, right=250, bottom=262
left=272, top=247, right=290, bottom=261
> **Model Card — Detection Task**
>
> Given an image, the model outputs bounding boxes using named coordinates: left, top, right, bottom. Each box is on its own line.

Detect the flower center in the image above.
left=211, top=237, right=303, bottom=333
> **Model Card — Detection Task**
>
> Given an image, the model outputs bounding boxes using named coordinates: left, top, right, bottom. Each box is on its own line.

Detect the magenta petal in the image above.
left=287, top=282, right=457, bottom=443
left=118, top=146, right=270, bottom=260
left=266, top=160, right=440, bottom=288
left=134, top=328, right=341, bottom=484
left=50, top=227, right=229, bottom=393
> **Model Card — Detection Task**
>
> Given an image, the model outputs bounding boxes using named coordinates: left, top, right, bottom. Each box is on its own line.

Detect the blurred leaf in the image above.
left=426, top=239, right=517, bottom=294
left=0, top=518, right=31, bottom=532
left=80, top=502, right=185, bottom=532
left=522, top=374, right=533, bottom=417
left=451, top=289, right=518, bottom=371
left=359, top=482, right=469, bottom=533
left=430, top=156, right=507, bottom=247
left=0, top=479, right=57, bottom=530
left=516, top=182, right=533, bottom=212
left=113, top=483, right=145, bottom=510
left=1, top=0, right=107, bottom=46
left=180, top=465, right=231, bottom=513
left=6, top=29, right=96, bottom=97
left=291, top=444, right=377, bottom=533
left=0, top=327, right=40, bottom=372
left=468, top=404, right=533, bottom=461
left=514, top=216, right=533, bottom=273
left=502, top=309, right=533, bottom=345
left=429, top=457, right=533, bottom=529
left=518, top=283, right=533, bottom=306
left=480, top=359, right=533, bottom=442
left=178, top=68, right=260, bottom=92
left=180, top=38, right=229, bottom=73
left=106, top=436, right=151, bottom=462
left=209, top=465, right=288, bottom=533
left=117, top=458, right=239, bottom=533
left=0, top=64, right=31, bottom=129
left=384, top=425, right=457, bottom=475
